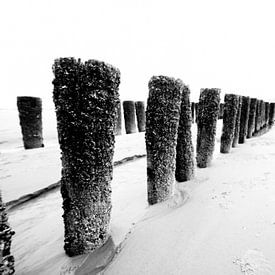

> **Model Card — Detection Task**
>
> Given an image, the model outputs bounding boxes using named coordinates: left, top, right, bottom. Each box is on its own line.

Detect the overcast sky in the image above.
left=1, top=0, right=275, bottom=109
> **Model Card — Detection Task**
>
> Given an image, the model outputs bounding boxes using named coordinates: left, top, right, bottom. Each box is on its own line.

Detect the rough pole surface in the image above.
left=269, top=103, right=275, bottom=127
left=254, top=99, right=261, bottom=134
left=17, top=96, right=44, bottom=149
left=52, top=58, right=120, bottom=256
left=196, top=88, right=220, bottom=168
left=123, top=101, right=137, bottom=134
left=238, top=96, right=250, bottom=144
left=135, top=101, right=146, bottom=132
left=232, top=96, right=242, bottom=147
left=220, top=94, right=239, bottom=153
left=0, top=192, right=15, bottom=274
left=247, top=98, right=257, bottom=138
left=175, top=85, right=194, bottom=182
left=115, top=100, right=122, bottom=135
left=146, top=75, right=183, bottom=205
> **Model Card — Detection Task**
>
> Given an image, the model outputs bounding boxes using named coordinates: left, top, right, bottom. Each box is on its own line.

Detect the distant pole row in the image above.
left=16, top=97, right=145, bottom=149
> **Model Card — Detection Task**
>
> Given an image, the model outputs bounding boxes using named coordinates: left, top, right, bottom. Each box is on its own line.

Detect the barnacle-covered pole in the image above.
left=123, top=101, right=137, bottom=134
left=175, top=85, right=194, bottom=182
left=269, top=102, right=275, bottom=127
left=220, top=94, right=239, bottom=153
left=52, top=58, right=120, bottom=256
left=135, top=101, right=146, bottom=132
left=17, top=96, right=44, bottom=149
left=238, top=96, right=250, bottom=144
left=0, top=192, right=15, bottom=274
left=115, top=100, right=122, bottom=135
left=247, top=98, right=257, bottom=138
left=146, top=76, right=182, bottom=205
left=196, top=88, right=220, bottom=168
left=232, top=96, right=242, bottom=147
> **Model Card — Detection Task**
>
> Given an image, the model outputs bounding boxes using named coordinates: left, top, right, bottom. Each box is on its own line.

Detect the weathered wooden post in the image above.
left=52, top=58, right=120, bottom=256
left=218, top=103, right=224, bottom=119
left=265, top=102, right=270, bottom=128
left=115, top=100, right=122, bottom=135
left=175, top=85, right=194, bottom=182
left=17, top=96, right=44, bottom=149
left=191, top=102, right=195, bottom=123
left=220, top=94, right=239, bottom=153
left=261, top=100, right=265, bottom=129
left=238, top=96, right=250, bottom=144
left=0, top=192, right=15, bottom=274
left=135, top=101, right=146, bottom=132
left=123, top=101, right=137, bottom=134
left=247, top=98, right=257, bottom=138
left=196, top=88, right=220, bottom=168
left=232, top=96, right=242, bottom=147
left=195, top=102, right=199, bottom=123
left=146, top=76, right=182, bottom=205
left=268, top=102, right=275, bottom=127
left=254, top=99, right=261, bottom=135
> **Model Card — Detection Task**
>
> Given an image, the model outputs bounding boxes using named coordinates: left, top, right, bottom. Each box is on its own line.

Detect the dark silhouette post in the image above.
left=191, top=102, right=195, bottom=123
left=268, top=103, right=275, bottom=127
left=265, top=102, right=270, bottom=128
left=175, top=85, right=194, bottom=182
left=146, top=76, right=183, bottom=205
left=135, top=101, right=146, bottom=132
left=196, top=88, right=220, bottom=168
left=123, top=101, right=137, bottom=134
left=17, top=96, right=44, bottom=149
left=247, top=98, right=257, bottom=138
left=220, top=94, right=239, bottom=153
left=52, top=58, right=120, bottom=256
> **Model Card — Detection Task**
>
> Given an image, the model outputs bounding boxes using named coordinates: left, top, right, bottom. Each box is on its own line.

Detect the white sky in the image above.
left=1, top=0, right=275, bottom=109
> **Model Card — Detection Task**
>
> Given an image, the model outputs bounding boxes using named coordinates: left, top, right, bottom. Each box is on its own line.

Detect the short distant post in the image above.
left=17, top=96, right=44, bottom=149
left=268, top=103, right=275, bottom=127
left=52, top=58, right=120, bottom=256
left=146, top=76, right=183, bottom=205
left=123, top=101, right=137, bottom=134
left=247, top=98, right=257, bottom=138
left=265, top=102, right=270, bottom=128
left=196, top=88, right=220, bottom=168
left=0, top=192, right=15, bottom=274
left=261, top=100, right=265, bottom=129
left=254, top=99, right=261, bottom=135
left=220, top=94, right=239, bottom=153
left=195, top=103, right=199, bottom=123
left=232, top=96, right=242, bottom=147
left=135, top=101, right=146, bottom=132
left=238, top=96, right=250, bottom=144
left=218, top=103, right=224, bottom=119
left=115, top=100, right=122, bottom=135
left=175, top=85, right=194, bottom=182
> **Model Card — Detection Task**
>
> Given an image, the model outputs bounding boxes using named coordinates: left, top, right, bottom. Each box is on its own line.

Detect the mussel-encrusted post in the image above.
left=146, top=76, right=182, bottom=205
left=135, top=101, right=146, bottom=132
left=220, top=94, right=239, bottom=153
left=175, top=85, right=194, bottom=182
left=123, top=101, right=137, bottom=134
left=247, top=98, right=257, bottom=138
left=17, top=96, right=44, bottom=149
left=52, top=58, right=120, bottom=256
left=196, top=88, right=220, bottom=168
left=238, top=96, right=250, bottom=144
left=232, top=96, right=242, bottom=147
left=0, top=192, right=15, bottom=274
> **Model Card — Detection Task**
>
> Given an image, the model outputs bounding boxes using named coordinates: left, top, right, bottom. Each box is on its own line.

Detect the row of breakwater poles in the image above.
left=2, top=57, right=275, bottom=273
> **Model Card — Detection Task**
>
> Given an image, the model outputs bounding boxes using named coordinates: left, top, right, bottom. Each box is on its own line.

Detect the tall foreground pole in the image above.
left=196, top=88, right=220, bottom=168
left=52, top=58, right=120, bottom=256
left=0, top=192, right=15, bottom=274
left=17, top=96, right=44, bottom=149
left=146, top=76, right=182, bottom=205
left=115, top=100, right=122, bottom=135
left=175, top=85, right=194, bottom=182
left=220, top=94, right=239, bottom=153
